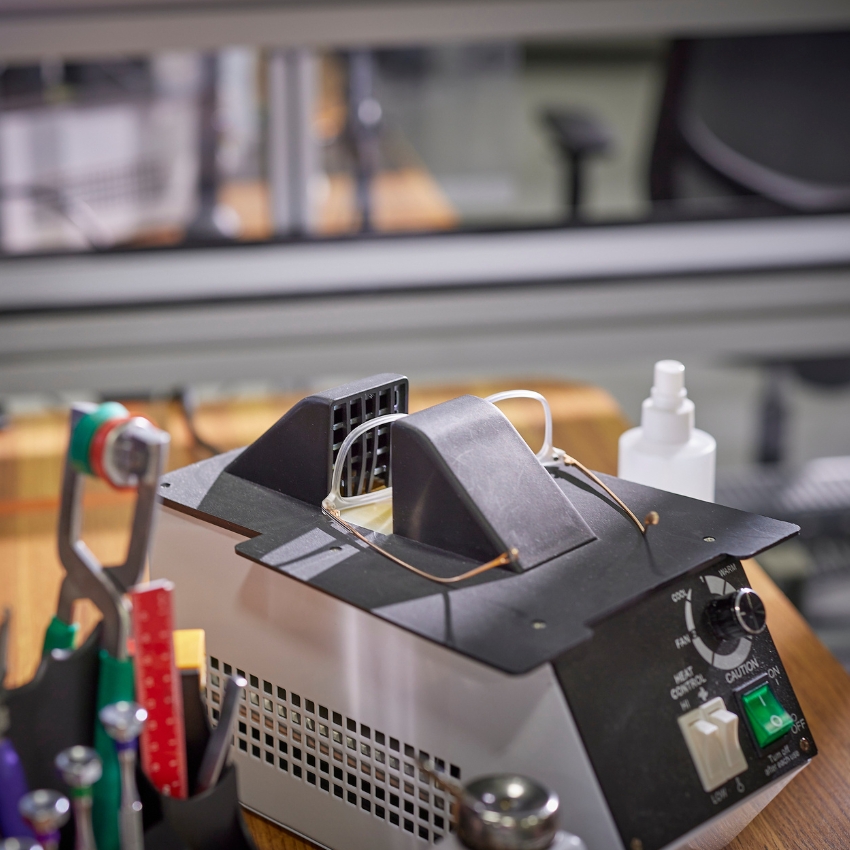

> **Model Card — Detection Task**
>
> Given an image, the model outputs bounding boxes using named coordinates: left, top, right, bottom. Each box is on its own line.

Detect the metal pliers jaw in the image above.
left=56, top=404, right=170, bottom=660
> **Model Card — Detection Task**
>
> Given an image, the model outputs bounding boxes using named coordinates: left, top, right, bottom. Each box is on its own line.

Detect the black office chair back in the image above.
left=650, top=32, right=850, bottom=214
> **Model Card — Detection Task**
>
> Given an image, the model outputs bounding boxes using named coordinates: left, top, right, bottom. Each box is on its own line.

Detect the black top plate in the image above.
left=159, top=450, right=797, bottom=675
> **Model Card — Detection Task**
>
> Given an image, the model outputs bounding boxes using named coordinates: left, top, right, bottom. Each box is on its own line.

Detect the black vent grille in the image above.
left=332, top=380, right=407, bottom=498
left=225, top=372, right=408, bottom=507
left=207, top=655, right=458, bottom=844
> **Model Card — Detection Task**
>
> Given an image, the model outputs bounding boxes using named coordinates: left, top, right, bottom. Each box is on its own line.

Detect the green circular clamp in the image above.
left=68, top=402, right=129, bottom=476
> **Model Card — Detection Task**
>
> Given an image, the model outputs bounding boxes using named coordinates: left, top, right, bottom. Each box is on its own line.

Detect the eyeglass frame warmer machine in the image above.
left=150, top=373, right=814, bottom=850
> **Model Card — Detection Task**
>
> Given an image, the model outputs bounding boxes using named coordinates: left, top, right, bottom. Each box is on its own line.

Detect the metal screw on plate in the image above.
left=630, top=840, right=643, bottom=850
left=800, top=738, right=811, bottom=753
left=703, top=537, right=716, bottom=543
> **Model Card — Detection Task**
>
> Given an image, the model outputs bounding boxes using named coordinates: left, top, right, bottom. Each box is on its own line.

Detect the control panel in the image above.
left=553, top=558, right=815, bottom=850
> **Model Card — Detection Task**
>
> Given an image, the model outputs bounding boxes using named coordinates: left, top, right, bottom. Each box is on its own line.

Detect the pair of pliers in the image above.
left=51, top=403, right=169, bottom=850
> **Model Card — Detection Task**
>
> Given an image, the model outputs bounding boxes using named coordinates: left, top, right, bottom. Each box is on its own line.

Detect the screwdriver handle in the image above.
left=196, top=676, right=245, bottom=794
left=0, top=737, right=33, bottom=839
left=92, top=652, right=135, bottom=850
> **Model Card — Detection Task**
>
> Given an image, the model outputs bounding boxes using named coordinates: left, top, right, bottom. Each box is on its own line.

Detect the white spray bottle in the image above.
left=618, top=360, right=716, bottom=501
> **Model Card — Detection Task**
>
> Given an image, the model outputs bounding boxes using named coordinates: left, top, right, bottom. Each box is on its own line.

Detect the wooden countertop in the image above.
left=1, top=382, right=848, bottom=849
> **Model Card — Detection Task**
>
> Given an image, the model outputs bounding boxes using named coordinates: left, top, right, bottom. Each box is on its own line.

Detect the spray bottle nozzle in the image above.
left=650, top=360, right=688, bottom=411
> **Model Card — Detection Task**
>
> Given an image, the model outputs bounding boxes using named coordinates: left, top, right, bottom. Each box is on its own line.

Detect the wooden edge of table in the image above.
left=724, top=560, right=850, bottom=849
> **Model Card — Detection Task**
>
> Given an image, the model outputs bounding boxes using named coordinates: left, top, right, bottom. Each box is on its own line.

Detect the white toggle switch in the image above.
left=709, top=706, right=743, bottom=768
left=689, top=719, right=727, bottom=787
left=678, top=697, right=748, bottom=792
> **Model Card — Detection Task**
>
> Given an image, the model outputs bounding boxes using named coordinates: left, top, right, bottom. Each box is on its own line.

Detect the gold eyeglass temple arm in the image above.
left=321, top=505, right=516, bottom=584
left=553, top=450, right=656, bottom=535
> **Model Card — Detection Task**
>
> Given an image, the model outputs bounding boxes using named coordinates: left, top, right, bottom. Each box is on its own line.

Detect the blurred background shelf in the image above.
left=4, top=0, right=850, bottom=61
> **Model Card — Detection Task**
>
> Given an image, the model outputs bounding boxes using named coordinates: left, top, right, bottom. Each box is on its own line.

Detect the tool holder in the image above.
left=139, top=678, right=257, bottom=850
left=140, top=766, right=256, bottom=850
left=4, top=404, right=257, bottom=850
left=6, top=627, right=104, bottom=850
left=5, top=628, right=101, bottom=850
left=5, top=641, right=257, bottom=850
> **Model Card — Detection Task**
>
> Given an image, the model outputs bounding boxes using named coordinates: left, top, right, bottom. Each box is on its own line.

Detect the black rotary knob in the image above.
left=705, top=588, right=766, bottom=640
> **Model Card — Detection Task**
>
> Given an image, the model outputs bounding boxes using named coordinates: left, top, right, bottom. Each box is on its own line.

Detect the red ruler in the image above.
left=131, top=579, right=189, bottom=798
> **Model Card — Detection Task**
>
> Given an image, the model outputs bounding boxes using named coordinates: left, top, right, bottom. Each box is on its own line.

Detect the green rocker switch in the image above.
left=742, top=683, right=794, bottom=748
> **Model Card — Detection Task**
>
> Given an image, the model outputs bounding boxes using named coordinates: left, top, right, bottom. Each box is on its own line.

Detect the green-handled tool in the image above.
left=53, top=404, right=169, bottom=850
left=41, top=616, right=79, bottom=655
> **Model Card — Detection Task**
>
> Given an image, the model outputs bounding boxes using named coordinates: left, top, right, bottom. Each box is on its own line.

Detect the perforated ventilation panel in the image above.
left=333, top=380, right=407, bottom=498
left=207, top=656, right=458, bottom=844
